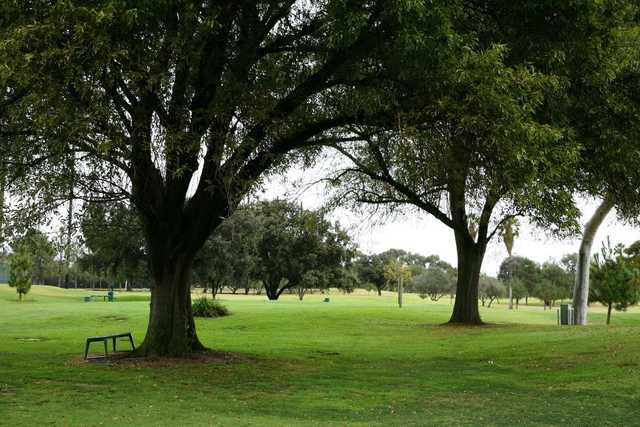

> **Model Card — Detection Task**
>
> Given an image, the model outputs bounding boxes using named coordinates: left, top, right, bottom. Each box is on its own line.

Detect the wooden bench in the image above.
left=84, top=332, right=135, bottom=359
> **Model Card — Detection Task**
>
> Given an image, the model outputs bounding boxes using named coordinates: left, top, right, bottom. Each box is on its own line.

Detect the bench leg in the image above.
left=128, top=334, right=135, bottom=351
left=103, top=339, right=108, bottom=358
left=84, top=340, right=91, bottom=360
left=112, top=337, right=117, bottom=352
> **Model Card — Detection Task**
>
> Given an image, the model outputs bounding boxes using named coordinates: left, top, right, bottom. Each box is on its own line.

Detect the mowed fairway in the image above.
left=1, top=285, right=640, bottom=426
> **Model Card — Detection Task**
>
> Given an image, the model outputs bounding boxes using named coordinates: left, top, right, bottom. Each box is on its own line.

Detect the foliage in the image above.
left=354, top=253, right=387, bottom=296
left=10, top=229, right=55, bottom=285
left=383, top=259, right=412, bottom=290
left=78, top=202, right=148, bottom=288
left=590, top=240, right=640, bottom=324
left=510, top=279, right=528, bottom=309
left=413, top=267, right=453, bottom=301
left=253, top=200, right=355, bottom=300
left=499, top=218, right=519, bottom=257
left=191, top=297, right=230, bottom=318
left=8, top=248, right=32, bottom=301
left=479, top=276, right=504, bottom=308
left=498, top=256, right=540, bottom=301
left=193, top=208, right=262, bottom=298
left=535, top=262, right=573, bottom=307
left=0, top=0, right=433, bottom=354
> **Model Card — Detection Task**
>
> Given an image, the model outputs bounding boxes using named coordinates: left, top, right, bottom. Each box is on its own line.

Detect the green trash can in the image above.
left=323, top=297, right=330, bottom=303
left=83, top=296, right=92, bottom=303
left=107, top=290, right=114, bottom=302
left=559, top=304, right=574, bottom=325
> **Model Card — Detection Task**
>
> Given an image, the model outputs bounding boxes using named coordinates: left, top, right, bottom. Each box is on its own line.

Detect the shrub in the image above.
left=192, top=297, right=230, bottom=318
left=8, top=250, right=33, bottom=301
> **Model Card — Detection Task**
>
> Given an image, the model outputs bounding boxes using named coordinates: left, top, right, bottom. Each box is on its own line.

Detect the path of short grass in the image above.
left=1, top=285, right=639, bottom=426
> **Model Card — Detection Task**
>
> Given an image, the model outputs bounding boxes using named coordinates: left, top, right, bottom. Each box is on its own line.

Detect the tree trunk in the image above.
left=377, top=288, right=382, bottom=296
left=265, top=282, right=279, bottom=300
left=137, top=253, right=205, bottom=356
left=606, top=303, right=612, bottom=325
left=573, top=196, right=614, bottom=325
left=508, top=283, right=513, bottom=310
left=448, top=230, right=485, bottom=324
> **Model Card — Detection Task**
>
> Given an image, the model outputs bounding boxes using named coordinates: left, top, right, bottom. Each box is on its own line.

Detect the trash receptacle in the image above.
left=83, top=296, right=91, bottom=303
left=323, top=297, right=330, bottom=303
left=558, top=303, right=573, bottom=325
left=107, top=290, right=114, bottom=302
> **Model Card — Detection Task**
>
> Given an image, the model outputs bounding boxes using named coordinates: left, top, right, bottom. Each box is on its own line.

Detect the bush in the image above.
left=192, top=297, right=230, bottom=318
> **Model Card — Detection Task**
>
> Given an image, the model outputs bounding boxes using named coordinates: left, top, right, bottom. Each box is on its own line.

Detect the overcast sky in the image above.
left=261, top=158, right=640, bottom=276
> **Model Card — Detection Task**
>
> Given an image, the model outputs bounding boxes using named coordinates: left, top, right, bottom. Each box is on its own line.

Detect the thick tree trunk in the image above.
left=265, top=283, right=279, bottom=300
left=448, top=230, right=485, bottom=324
left=377, top=288, right=382, bottom=296
left=606, top=303, right=612, bottom=325
left=573, top=197, right=614, bottom=325
left=138, top=253, right=205, bottom=356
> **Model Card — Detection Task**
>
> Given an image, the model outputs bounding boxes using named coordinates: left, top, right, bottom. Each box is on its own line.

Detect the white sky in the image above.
left=261, top=160, right=640, bottom=276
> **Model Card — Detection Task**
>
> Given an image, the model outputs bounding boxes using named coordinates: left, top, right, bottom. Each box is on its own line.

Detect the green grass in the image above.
left=1, top=284, right=640, bottom=426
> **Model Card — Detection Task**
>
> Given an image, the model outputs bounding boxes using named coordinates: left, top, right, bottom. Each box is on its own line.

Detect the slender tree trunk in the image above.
left=449, top=229, right=485, bottom=324
left=508, top=283, right=513, bottom=310
left=138, top=253, right=205, bottom=356
left=606, top=303, right=612, bottom=325
left=377, top=288, right=382, bottom=296
left=0, top=161, right=5, bottom=252
left=573, top=196, right=614, bottom=325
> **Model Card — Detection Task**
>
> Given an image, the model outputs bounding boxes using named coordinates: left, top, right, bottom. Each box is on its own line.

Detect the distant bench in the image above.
left=83, top=292, right=114, bottom=303
left=84, top=332, right=135, bottom=360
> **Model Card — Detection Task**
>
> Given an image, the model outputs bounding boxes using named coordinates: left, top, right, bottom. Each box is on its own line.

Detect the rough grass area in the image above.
left=1, top=284, right=639, bottom=426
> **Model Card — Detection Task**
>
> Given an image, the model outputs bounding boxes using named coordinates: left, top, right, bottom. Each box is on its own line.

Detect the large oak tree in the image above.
left=0, top=1, right=449, bottom=355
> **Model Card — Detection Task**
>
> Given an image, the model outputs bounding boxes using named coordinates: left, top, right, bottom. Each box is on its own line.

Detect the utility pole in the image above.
left=63, top=151, right=75, bottom=289
left=398, top=274, right=403, bottom=308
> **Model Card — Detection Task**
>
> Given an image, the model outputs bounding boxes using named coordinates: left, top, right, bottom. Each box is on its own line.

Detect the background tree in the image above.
left=193, top=207, right=261, bottom=298
left=498, top=256, right=540, bottom=305
left=479, top=276, right=504, bottom=308
left=79, top=202, right=148, bottom=289
left=534, top=262, right=572, bottom=309
left=384, top=259, right=411, bottom=308
left=8, top=248, right=32, bottom=301
left=541, top=262, right=573, bottom=304
left=510, top=279, right=527, bottom=310
left=414, top=266, right=453, bottom=302
left=255, top=200, right=354, bottom=300
left=590, top=240, right=640, bottom=324
left=354, top=253, right=387, bottom=296
left=499, top=218, right=519, bottom=309
left=11, top=230, right=56, bottom=285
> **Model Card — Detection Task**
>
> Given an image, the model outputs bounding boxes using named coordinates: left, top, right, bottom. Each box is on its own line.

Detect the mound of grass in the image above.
left=192, top=297, right=230, bottom=318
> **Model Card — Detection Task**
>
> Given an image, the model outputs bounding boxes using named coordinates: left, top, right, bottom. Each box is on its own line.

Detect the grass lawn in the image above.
left=1, top=284, right=639, bottom=426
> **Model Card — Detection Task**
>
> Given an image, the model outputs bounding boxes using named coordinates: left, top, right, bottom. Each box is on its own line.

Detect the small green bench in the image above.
left=84, top=332, right=135, bottom=359
left=83, top=292, right=115, bottom=303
